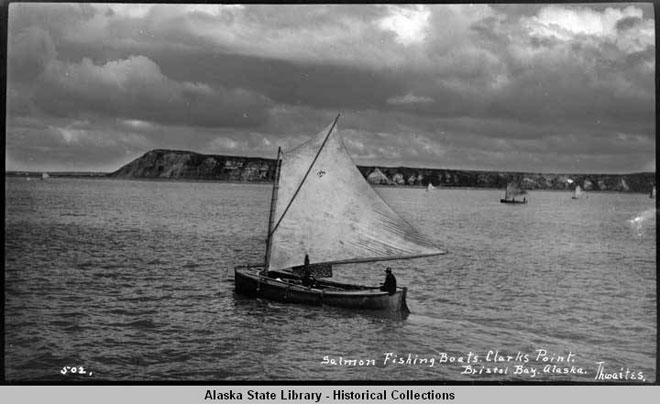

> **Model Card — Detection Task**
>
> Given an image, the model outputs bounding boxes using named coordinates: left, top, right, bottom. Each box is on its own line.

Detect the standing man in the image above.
left=302, top=254, right=314, bottom=287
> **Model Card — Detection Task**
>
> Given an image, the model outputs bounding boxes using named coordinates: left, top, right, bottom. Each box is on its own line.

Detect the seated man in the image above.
left=380, top=267, right=397, bottom=295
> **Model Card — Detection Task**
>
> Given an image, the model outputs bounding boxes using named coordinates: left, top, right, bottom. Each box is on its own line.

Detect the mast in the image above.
left=264, top=147, right=282, bottom=270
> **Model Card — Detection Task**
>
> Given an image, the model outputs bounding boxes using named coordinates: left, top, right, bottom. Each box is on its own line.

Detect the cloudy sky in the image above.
left=5, top=2, right=656, bottom=173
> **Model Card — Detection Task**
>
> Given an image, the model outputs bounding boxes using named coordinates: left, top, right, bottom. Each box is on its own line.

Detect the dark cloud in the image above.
left=7, top=26, right=57, bottom=82
left=149, top=49, right=405, bottom=112
left=32, top=55, right=271, bottom=128
left=616, top=16, right=643, bottom=31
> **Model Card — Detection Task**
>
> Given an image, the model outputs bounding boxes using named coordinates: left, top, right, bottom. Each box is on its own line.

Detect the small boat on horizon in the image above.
left=41, top=172, right=49, bottom=180
left=500, top=181, right=527, bottom=204
left=572, top=184, right=586, bottom=199
left=426, top=183, right=436, bottom=192
left=234, top=115, right=444, bottom=315
left=650, top=186, right=656, bottom=199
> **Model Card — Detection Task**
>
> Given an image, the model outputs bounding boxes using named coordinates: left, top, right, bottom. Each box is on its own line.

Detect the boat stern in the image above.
left=400, top=287, right=411, bottom=315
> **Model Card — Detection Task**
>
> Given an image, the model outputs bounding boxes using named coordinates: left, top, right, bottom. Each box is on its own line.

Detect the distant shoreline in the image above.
left=6, top=172, right=109, bottom=178
left=6, top=172, right=654, bottom=194
left=5, top=172, right=271, bottom=185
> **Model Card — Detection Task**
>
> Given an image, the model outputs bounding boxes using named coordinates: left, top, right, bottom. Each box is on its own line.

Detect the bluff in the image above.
left=109, top=149, right=655, bottom=193
left=109, top=149, right=275, bottom=182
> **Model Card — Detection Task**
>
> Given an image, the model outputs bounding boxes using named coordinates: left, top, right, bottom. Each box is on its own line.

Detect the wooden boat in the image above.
left=500, top=181, right=527, bottom=204
left=235, top=264, right=410, bottom=312
left=572, top=184, right=585, bottom=199
left=234, top=115, right=444, bottom=314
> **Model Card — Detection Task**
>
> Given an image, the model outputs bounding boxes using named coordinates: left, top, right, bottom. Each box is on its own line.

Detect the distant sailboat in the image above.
left=650, top=186, right=656, bottom=199
left=500, top=181, right=527, bottom=204
left=572, top=185, right=585, bottom=199
left=41, top=172, right=49, bottom=180
left=427, top=183, right=436, bottom=192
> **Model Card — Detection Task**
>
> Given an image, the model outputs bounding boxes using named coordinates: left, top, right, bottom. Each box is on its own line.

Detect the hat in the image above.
left=385, top=267, right=392, bottom=273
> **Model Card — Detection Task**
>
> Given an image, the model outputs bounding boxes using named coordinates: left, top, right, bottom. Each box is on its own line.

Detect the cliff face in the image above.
left=354, top=166, right=655, bottom=193
left=110, top=149, right=276, bottom=182
left=110, top=149, right=655, bottom=193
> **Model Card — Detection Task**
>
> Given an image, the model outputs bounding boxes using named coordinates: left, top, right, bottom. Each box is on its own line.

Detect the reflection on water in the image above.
left=628, top=208, right=656, bottom=237
left=4, top=179, right=656, bottom=381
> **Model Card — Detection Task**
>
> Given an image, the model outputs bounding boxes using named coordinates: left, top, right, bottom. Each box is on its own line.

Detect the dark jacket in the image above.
left=381, top=273, right=397, bottom=295
left=302, top=255, right=313, bottom=286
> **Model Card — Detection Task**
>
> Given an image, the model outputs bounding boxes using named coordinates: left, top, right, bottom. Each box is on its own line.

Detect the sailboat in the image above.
left=234, top=115, right=444, bottom=314
left=41, top=172, right=49, bottom=180
left=650, top=186, right=656, bottom=199
left=500, top=181, right=527, bottom=204
left=426, top=183, right=436, bottom=192
left=572, top=185, right=585, bottom=199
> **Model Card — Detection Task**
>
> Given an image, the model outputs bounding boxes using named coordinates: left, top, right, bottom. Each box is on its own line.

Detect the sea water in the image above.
left=4, top=177, right=656, bottom=381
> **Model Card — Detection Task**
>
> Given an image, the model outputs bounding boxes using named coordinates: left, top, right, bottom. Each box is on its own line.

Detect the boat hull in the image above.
left=234, top=266, right=410, bottom=314
left=500, top=199, right=527, bottom=204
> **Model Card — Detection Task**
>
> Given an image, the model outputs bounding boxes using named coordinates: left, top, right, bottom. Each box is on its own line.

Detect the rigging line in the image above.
left=270, top=113, right=341, bottom=237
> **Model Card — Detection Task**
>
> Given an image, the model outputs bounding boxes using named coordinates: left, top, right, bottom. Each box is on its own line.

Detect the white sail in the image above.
left=504, top=181, right=526, bottom=200
left=427, top=183, right=436, bottom=191
left=41, top=172, right=49, bottom=179
left=651, top=186, right=656, bottom=199
left=574, top=185, right=584, bottom=198
left=267, top=119, right=443, bottom=272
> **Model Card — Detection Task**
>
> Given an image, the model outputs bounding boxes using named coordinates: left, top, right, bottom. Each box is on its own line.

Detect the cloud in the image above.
left=126, top=4, right=426, bottom=72
left=527, top=5, right=642, bottom=38
left=121, top=119, right=156, bottom=130
left=522, top=5, right=654, bottom=54
left=7, top=26, right=57, bottom=82
left=616, top=16, right=642, bottom=31
left=5, top=116, right=153, bottom=171
left=387, top=93, right=434, bottom=105
left=378, top=5, right=431, bottom=46
left=33, top=55, right=272, bottom=128
left=455, top=4, right=656, bottom=129
left=101, top=4, right=154, bottom=19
